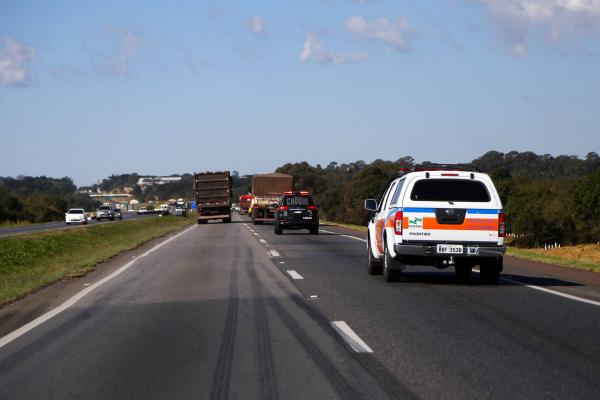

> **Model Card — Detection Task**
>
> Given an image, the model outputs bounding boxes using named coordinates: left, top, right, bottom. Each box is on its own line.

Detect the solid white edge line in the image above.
left=472, top=269, right=600, bottom=307
left=331, top=321, right=373, bottom=353
left=268, top=250, right=280, bottom=257
left=319, top=229, right=367, bottom=243
left=0, top=224, right=198, bottom=349
left=286, top=270, right=304, bottom=280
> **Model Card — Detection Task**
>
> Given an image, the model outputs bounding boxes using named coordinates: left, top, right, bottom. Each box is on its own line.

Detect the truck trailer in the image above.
left=250, top=173, right=293, bottom=225
left=194, top=171, right=232, bottom=224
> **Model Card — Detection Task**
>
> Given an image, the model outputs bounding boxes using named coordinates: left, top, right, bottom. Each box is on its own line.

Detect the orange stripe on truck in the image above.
left=403, top=217, right=497, bottom=231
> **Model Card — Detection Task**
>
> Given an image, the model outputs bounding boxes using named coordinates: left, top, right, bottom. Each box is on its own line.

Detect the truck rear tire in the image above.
left=198, top=219, right=207, bottom=224
left=480, top=259, right=502, bottom=284
left=455, top=264, right=472, bottom=282
left=223, top=218, right=231, bottom=223
left=367, top=236, right=383, bottom=275
left=274, top=224, right=283, bottom=235
left=383, top=241, right=401, bottom=282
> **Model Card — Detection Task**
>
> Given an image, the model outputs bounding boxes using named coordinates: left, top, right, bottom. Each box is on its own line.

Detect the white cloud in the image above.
left=299, top=32, right=368, bottom=65
left=245, top=16, right=266, bottom=36
left=102, top=25, right=142, bottom=76
left=477, top=0, right=600, bottom=55
left=0, top=37, right=36, bottom=87
left=346, top=16, right=413, bottom=51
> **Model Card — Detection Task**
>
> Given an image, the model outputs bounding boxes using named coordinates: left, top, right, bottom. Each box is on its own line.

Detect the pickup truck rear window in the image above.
left=410, top=179, right=490, bottom=202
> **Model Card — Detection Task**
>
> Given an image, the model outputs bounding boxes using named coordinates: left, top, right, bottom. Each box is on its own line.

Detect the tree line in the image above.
left=276, top=151, right=600, bottom=247
left=2, top=151, right=599, bottom=247
left=0, top=176, right=99, bottom=224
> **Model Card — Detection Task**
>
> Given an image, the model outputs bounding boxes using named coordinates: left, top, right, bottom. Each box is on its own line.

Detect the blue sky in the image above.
left=1, top=0, right=599, bottom=186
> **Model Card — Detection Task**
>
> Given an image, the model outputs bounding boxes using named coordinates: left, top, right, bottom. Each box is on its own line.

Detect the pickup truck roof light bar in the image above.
left=398, top=163, right=481, bottom=176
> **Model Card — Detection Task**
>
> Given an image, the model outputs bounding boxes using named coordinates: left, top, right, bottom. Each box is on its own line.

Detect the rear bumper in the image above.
left=394, top=243, right=505, bottom=259
left=198, top=214, right=230, bottom=220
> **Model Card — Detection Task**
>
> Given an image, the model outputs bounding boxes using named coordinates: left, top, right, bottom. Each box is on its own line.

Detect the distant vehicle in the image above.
left=176, top=198, right=185, bottom=206
left=96, top=205, right=115, bottom=221
left=160, top=204, right=169, bottom=212
left=65, top=208, right=88, bottom=225
left=238, top=194, right=253, bottom=214
left=137, top=206, right=148, bottom=214
left=251, top=173, right=293, bottom=225
left=274, top=191, right=319, bottom=235
left=194, top=171, right=232, bottom=224
left=364, top=164, right=506, bottom=284
left=113, top=208, right=123, bottom=220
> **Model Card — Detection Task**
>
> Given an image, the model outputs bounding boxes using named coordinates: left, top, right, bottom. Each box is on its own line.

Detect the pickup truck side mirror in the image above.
left=364, top=199, right=377, bottom=212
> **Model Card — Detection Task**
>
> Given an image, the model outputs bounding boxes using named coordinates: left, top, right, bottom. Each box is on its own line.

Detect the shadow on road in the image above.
left=394, top=271, right=583, bottom=287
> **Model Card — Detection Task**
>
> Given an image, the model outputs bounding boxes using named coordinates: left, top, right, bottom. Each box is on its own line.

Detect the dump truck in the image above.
left=194, top=171, right=232, bottom=224
left=238, top=194, right=253, bottom=214
left=250, top=173, right=293, bottom=225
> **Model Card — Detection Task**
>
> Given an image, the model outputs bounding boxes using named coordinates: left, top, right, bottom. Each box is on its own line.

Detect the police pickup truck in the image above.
left=365, top=164, right=505, bottom=284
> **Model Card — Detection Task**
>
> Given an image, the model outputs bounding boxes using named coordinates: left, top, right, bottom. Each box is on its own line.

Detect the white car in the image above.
left=365, top=164, right=505, bottom=284
left=65, top=208, right=88, bottom=225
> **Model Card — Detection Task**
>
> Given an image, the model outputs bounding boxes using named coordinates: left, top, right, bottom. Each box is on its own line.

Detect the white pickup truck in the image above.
left=365, top=164, right=505, bottom=284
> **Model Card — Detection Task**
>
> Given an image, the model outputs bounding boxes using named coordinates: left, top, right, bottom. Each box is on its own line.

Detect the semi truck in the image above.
left=194, top=171, right=232, bottom=224
left=250, top=173, right=293, bottom=225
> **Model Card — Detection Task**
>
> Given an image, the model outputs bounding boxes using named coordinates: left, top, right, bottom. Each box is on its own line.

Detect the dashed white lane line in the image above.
left=331, top=321, right=373, bottom=353
left=268, top=250, right=280, bottom=257
left=472, top=269, right=600, bottom=307
left=0, top=224, right=198, bottom=349
left=259, top=238, right=268, bottom=244
left=320, top=229, right=367, bottom=243
left=286, top=270, right=304, bottom=280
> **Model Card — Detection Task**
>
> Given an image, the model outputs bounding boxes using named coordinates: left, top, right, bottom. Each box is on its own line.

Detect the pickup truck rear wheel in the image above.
left=455, top=264, right=472, bottom=282
left=274, top=224, right=283, bottom=235
left=309, top=225, right=319, bottom=235
left=367, top=236, right=383, bottom=275
left=480, top=259, right=502, bottom=284
left=383, top=242, right=401, bottom=282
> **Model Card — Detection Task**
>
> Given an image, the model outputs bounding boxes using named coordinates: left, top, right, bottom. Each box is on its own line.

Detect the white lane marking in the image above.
left=320, top=229, right=367, bottom=243
left=473, top=269, right=600, bottom=307
left=286, top=270, right=304, bottom=280
left=253, top=233, right=260, bottom=236
left=309, top=295, right=318, bottom=299
left=331, top=321, right=373, bottom=353
left=279, top=261, right=285, bottom=264
left=259, top=238, right=267, bottom=244
left=268, top=250, right=280, bottom=257
left=0, top=225, right=198, bottom=349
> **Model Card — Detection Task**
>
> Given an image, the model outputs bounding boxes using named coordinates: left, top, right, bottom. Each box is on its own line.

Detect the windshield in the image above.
left=410, top=179, right=490, bottom=202
left=98, top=206, right=111, bottom=210
left=68, top=209, right=84, bottom=214
left=282, top=195, right=314, bottom=207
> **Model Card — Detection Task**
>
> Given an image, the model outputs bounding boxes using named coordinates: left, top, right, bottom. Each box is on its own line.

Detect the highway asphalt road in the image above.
left=0, top=213, right=599, bottom=399
left=0, top=212, right=151, bottom=237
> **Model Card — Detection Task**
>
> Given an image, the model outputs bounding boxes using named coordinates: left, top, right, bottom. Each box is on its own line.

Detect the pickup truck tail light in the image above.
left=394, top=211, right=403, bottom=235
left=278, top=205, right=289, bottom=211
left=498, top=212, right=506, bottom=238
left=307, top=205, right=318, bottom=211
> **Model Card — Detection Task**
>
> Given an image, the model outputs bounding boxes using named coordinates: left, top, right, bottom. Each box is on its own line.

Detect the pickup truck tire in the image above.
left=455, top=264, right=472, bottom=282
left=274, top=224, right=283, bottom=235
left=383, top=241, right=401, bottom=282
left=309, top=225, right=319, bottom=235
left=223, top=218, right=231, bottom=223
left=480, top=259, right=501, bottom=284
left=197, top=220, right=207, bottom=224
left=367, top=236, right=383, bottom=275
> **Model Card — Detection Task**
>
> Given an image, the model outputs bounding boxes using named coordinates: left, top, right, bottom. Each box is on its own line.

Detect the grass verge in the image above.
left=0, top=215, right=195, bottom=306
left=507, top=245, right=600, bottom=273
left=321, top=219, right=368, bottom=232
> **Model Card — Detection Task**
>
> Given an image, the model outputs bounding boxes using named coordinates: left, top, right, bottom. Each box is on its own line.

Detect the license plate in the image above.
left=437, top=244, right=463, bottom=254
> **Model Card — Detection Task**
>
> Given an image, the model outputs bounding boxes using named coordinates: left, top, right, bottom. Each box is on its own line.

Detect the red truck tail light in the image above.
left=307, top=205, right=318, bottom=211
left=394, top=211, right=403, bottom=235
left=278, top=205, right=289, bottom=211
left=498, top=212, right=506, bottom=238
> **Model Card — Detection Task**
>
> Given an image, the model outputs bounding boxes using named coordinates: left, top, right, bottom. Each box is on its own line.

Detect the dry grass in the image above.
left=507, top=244, right=600, bottom=272
left=321, top=219, right=368, bottom=232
